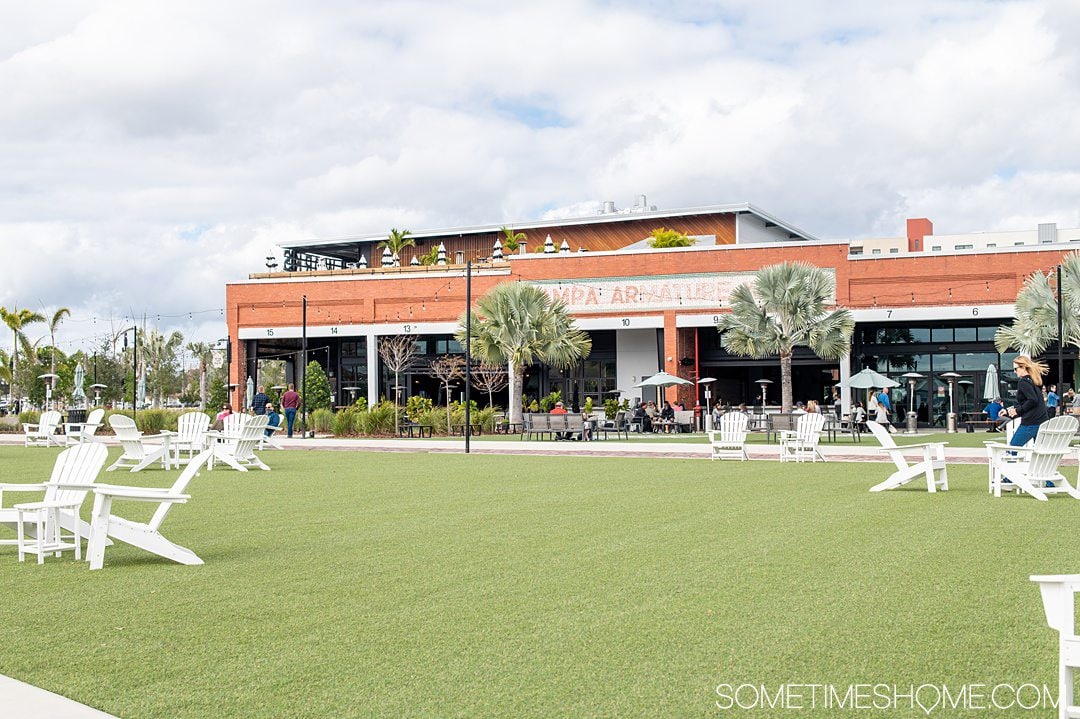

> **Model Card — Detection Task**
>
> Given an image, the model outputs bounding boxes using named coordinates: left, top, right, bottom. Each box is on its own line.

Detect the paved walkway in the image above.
left=0, top=431, right=1048, bottom=464
left=0, top=674, right=118, bottom=718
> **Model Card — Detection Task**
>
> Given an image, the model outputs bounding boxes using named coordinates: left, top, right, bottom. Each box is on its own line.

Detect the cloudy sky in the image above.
left=3, top=0, right=1079, bottom=354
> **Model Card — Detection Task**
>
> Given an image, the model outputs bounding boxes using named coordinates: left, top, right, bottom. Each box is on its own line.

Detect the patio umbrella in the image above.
left=984, top=364, right=999, bottom=400
left=72, top=363, right=86, bottom=402
left=635, top=371, right=691, bottom=403
left=837, top=368, right=900, bottom=389
left=246, top=376, right=255, bottom=410
left=136, top=373, right=146, bottom=408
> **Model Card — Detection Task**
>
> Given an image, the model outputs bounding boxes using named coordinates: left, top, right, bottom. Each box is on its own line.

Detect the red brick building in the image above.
left=226, top=203, right=1076, bottom=423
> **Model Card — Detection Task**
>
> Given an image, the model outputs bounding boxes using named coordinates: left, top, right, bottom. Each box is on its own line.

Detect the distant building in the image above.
left=226, top=200, right=1078, bottom=423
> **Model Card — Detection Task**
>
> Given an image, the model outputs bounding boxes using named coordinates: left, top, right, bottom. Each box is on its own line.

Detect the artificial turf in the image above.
left=0, top=446, right=1073, bottom=717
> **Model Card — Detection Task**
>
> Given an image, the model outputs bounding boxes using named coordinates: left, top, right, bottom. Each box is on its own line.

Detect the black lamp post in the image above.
left=465, top=260, right=472, bottom=454
left=120, top=327, right=138, bottom=428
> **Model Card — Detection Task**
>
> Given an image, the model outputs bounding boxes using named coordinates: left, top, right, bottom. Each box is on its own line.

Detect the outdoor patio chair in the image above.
left=23, top=410, right=63, bottom=447
left=222, top=413, right=248, bottom=435
left=707, top=412, right=749, bottom=461
left=779, top=413, right=826, bottom=463
left=599, top=411, right=629, bottom=440
left=106, top=415, right=173, bottom=472
left=64, top=408, right=105, bottom=445
left=259, top=414, right=286, bottom=450
left=1030, top=573, right=1080, bottom=719
left=865, top=420, right=948, bottom=492
left=173, top=412, right=211, bottom=462
left=86, top=449, right=213, bottom=570
left=209, top=414, right=270, bottom=471
left=986, top=415, right=1080, bottom=501
left=0, top=443, right=108, bottom=561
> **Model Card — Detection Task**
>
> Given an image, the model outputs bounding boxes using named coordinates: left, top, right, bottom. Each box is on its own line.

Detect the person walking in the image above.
left=251, top=385, right=270, bottom=415
left=1047, top=384, right=1060, bottom=417
left=281, top=383, right=301, bottom=438
left=1002, top=355, right=1050, bottom=448
left=875, top=386, right=895, bottom=433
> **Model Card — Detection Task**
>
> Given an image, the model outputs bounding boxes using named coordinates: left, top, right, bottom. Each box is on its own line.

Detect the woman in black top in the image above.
left=1001, top=355, right=1049, bottom=447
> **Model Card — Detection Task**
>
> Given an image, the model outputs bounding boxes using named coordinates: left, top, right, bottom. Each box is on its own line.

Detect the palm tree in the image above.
left=186, top=341, right=213, bottom=409
left=456, top=282, right=592, bottom=424
left=141, top=329, right=184, bottom=407
left=500, top=226, right=527, bottom=253
left=44, top=306, right=70, bottom=391
left=994, top=251, right=1080, bottom=355
left=379, top=228, right=415, bottom=260
left=717, top=262, right=855, bottom=412
left=0, top=306, right=45, bottom=406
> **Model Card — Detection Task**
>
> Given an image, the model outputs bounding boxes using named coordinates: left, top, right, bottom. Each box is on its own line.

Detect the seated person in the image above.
left=264, top=403, right=282, bottom=437
left=213, top=403, right=232, bottom=431
left=984, top=397, right=1004, bottom=431
left=633, top=403, right=652, bottom=433
left=550, top=400, right=571, bottom=440
left=658, top=401, right=675, bottom=431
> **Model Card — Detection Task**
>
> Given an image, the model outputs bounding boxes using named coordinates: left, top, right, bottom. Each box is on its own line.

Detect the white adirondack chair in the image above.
left=1030, top=574, right=1080, bottom=719
left=64, top=408, right=105, bottom=445
left=173, top=412, right=211, bottom=462
left=0, top=443, right=108, bottom=562
left=984, top=417, right=1022, bottom=493
left=106, top=415, right=173, bottom=472
left=210, top=414, right=270, bottom=472
left=986, top=415, right=1080, bottom=500
left=86, top=449, right=213, bottom=570
left=865, top=421, right=948, bottom=492
left=222, top=413, right=248, bottom=435
left=23, top=410, right=63, bottom=447
left=778, top=412, right=826, bottom=463
left=707, top=412, right=749, bottom=460
left=258, top=414, right=285, bottom=450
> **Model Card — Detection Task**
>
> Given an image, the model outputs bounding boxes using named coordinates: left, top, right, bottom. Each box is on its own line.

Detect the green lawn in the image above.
left=0, top=446, right=1072, bottom=718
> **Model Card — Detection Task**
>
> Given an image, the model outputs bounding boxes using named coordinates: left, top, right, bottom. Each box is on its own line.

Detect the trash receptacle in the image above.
left=66, top=408, right=87, bottom=425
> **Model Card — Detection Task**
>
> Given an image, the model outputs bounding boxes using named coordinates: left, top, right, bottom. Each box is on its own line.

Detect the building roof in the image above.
left=278, top=202, right=819, bottom=261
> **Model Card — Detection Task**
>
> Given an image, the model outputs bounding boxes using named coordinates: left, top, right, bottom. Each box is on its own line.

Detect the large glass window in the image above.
left=931, top=328, right=953, bottom=343
left=954, top=327, right=977, bottom=342
left=978, top=326, right=998, bottom=342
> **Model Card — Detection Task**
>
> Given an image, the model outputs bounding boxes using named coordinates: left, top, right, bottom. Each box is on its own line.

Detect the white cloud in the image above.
left=2, top=0, right=1079, bottom=354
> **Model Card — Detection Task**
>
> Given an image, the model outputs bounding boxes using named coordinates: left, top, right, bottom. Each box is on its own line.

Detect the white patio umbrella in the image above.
left=72, top=363, right=86, bottom=402
left=136, top=373, right=146, bottom=409
left=983, top=364, right=999, bottom=399
left=245, top=376, right=255, bottom=410
left=837, top=368, right=900, bottom=389
left=635, top=371, right=691, bottom=404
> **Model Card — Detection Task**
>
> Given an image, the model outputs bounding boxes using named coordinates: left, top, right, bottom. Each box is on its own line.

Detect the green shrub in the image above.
left=332, top=409, right=355, bottom=436
left=304, top=361, right=333, bottom=411
left=136, top=409, right=174, bottom=434
left=603, top=398, right=619, bottom=419
left=356, top=400, right=396, bottom=435
left=539, top=391, right=561, bottom=413
left=648, top=227, right=693, bottom=248
left=405, top=395, right=433, bottom=423
left=584, top=397, right=594, bottom=416
left=18, top=410, right=40, bottom=425
left=311, top=408, right=334, bottom=433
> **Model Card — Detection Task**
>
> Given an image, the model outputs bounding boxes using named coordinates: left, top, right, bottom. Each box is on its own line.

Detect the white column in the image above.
left=840, top=355, right=852, bottom=416
left=366, top=332, right=379, bottom=408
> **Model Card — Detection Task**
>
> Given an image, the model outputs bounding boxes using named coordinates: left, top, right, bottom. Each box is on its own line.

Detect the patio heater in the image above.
left=342, top=386, right=361, bottom=405
left=755, top=378, right=773, bottom=409
left=38, top=373, right=59, bottom=411
left=941, top=372, right=962, bottom=433
left=698, top=377, right=716, bottom=431
left=89, top=383, right=107, bottom=407
left=901, top=372, right=924, bottom=434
